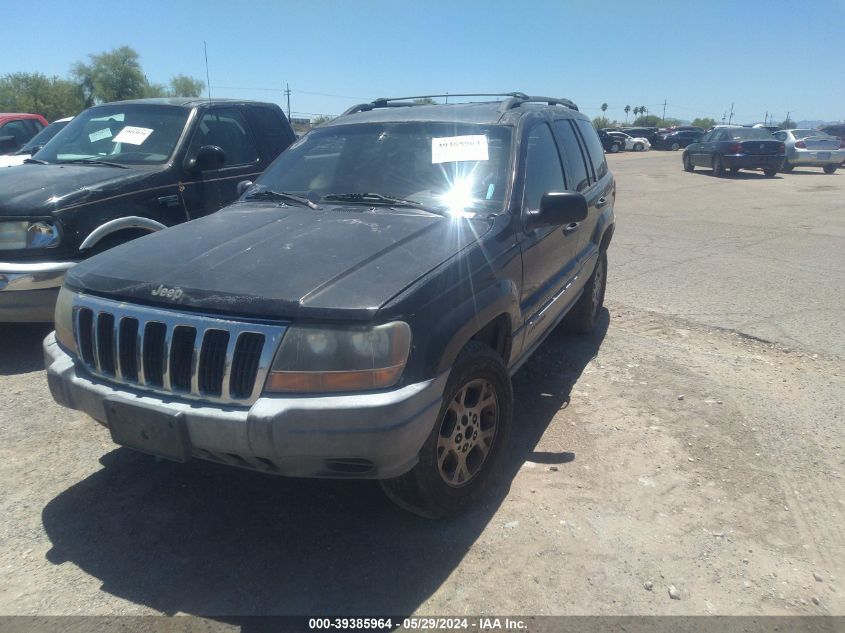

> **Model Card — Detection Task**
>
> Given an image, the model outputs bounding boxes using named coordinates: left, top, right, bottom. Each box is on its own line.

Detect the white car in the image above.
left=609, top=131, right=650, bottom=151
left=0, top=117, right=73, bottom=167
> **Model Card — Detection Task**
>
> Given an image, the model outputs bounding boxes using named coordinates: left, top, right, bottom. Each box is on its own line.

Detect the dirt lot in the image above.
left=0, top=151, right=842, bottom=617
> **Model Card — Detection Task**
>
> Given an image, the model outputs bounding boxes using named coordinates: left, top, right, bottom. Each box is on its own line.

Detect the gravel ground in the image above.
left=0, top=151, right=842, bottom=618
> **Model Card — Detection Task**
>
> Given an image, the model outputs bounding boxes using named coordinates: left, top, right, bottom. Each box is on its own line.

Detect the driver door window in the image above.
left=523, top=123, right=566, bottom=212
left=189, top=109, right=259, bottom=169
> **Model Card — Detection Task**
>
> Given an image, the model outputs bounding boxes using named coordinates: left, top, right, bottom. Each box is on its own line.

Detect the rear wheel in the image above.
left=671, top=142, right=680, bottom=151
left=562, top=251, right=607, bottom=334
left=380, top=343, right=513, bottom=519
left=712, top=155, right=726, bottom=177
left=683, top=153, right=694, bottom=172
left=823, top=164, right=837, bottom=174
left=763, top=168, right=778, bottom=178
left=781, top=162, right=795, bottom=173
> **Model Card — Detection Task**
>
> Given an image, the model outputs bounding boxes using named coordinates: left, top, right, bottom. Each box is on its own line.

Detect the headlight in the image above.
left=54, top=286, right=78, bottom=355
left=0, top=220, right=60, bottom=250
left=265, top=321, right=411, bottom=393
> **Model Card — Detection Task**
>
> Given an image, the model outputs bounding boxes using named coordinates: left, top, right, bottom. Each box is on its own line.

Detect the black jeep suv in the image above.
left=44, top=92, right=616, bottom=518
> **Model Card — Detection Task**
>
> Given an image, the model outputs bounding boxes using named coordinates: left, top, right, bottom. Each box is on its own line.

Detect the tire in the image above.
left=633, top=143, right=644, bottom=152
left=712, top=155, right=726, bottom=177
left=380, top=342, right=513, bottom=519
left=671, top=142, right=680, bottom=151
left=683, top=152, right=694, bottom=172
left=562, top=251, right=607, bottom=334
left=823, top=164, right=837, bottom=174
left=730, top=167, right=740, bottom=174
left=763, top=168, right=777, bottom=178
left=781, top=162, right=794, bottom=173
left=608, top=143, right=621, bottom=153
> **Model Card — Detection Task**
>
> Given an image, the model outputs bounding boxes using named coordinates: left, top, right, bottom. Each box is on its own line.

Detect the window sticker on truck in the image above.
left=113, top=126, right=154, bottom=145
left=431, top=135, right=489, bottom=164
left=88, top=128, right=112, bottom=143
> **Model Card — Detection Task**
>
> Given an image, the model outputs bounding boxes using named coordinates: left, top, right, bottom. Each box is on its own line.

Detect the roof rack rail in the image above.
left=500, top=95, right=579, bottom=112
left=342, top=92, right=530, bottom=116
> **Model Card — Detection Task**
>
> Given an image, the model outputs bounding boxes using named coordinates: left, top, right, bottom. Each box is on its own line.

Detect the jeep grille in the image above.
left=71, top=294, right=286, bottom=405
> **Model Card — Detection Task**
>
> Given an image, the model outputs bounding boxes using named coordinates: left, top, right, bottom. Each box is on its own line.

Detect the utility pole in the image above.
left=728, top=102, right=734, bottom=125
left=785, top=111, right=791, bottom=126
left=284, top=83, right=291, bottom=119
left=722, top=112, right=726, bottom=124
left=662, top=99, right=667, bottom=123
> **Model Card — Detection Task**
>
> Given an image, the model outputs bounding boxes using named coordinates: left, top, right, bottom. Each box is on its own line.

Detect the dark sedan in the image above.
left=654, top=129, right=703, bottom=150
left=683, top=126, right=784, bottom=177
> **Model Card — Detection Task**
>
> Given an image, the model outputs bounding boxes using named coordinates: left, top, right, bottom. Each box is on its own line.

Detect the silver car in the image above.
left=773, top=129, right=845, bottom=174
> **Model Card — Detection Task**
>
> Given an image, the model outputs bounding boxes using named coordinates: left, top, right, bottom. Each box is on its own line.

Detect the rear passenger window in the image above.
left=575, top=119, right=609, bottom=181
left=553, top=120, right=590, bottom=193
left=523, top=123, right=565, bottom=212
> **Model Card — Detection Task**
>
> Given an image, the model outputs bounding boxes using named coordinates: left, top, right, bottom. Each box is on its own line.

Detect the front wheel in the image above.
left=562, top=251, right=607, bottom=334
left=823, top=164, right=837, bottom=174
left=608, top=143, right=621, bottom=153
left=380, top=342, right=513, bottom=519
left=763, top=168, right=777, bottom=178
left=671, top=142, right=680, bottom=151
left=633, top=143, right=644, bottom=152
left=781, top=161, right=794, bottom=173
left=683, top=153, right=694, bottom=172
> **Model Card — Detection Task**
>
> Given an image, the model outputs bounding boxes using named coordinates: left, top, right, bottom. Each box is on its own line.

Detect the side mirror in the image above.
left=526, top=192, right=588, bottom=230
left=237, top=180, right=253, bottom=196
left=27, top=144, right=44, bottom=156
left=0, top=136, right=18, bottom=154
left=185, top=145, right=226, bottom=173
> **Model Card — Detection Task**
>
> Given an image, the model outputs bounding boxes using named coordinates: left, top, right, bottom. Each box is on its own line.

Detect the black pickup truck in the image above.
left=0, top=98, right=294, bottom=321
left=45, top=92, right=616, bottom=518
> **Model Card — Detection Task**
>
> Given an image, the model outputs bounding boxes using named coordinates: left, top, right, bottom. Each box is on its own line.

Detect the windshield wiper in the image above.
left=244, top=189, right=320, bottom=210
left=58, top=158, right=129, bottom=169
left=322, top=192, right=446, bottom=216
left=23, top=158, right=49, bottom=165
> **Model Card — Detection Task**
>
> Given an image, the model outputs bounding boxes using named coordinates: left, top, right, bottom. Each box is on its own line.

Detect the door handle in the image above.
left=563, top=222, right=579, bottom=235
left=157, top=195, right=180, bottom=207
left=596, top=196, right=608, bottom=208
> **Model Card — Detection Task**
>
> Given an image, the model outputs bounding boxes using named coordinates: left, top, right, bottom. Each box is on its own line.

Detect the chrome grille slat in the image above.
left=70, top=294, right=286, bottom=406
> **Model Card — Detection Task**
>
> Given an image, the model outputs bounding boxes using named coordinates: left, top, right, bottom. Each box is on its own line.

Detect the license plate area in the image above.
left=817, top=152, right=830, bottom=160
left=107, top=399, right=191, bottom=462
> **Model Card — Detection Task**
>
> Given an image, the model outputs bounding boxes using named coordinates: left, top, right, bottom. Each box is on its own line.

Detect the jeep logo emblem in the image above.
left=152, top=284, right=183, bottom=300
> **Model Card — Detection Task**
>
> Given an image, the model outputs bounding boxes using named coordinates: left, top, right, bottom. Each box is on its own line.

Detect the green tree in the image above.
left=691, top=117, right=716, bottom=129
left=780, top=116, right=793, bottom=128
left=0, top=72, right=85, bottom=121
left=592, top=116, right=612, bottom=129
left=169, top=75, right=204, bottom=98
left=624, top=105, right=631, bottom=122
left=633, top=114, right=662, bottom=127
left=413, top=97, right=436, bottom=105
left=311, top=115, right=333, bottom=127
left=72, top=46, right=148, bottom=105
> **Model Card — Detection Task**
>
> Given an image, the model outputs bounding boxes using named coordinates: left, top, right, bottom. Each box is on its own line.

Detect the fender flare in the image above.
left=79, top=217, right=167, bottom=251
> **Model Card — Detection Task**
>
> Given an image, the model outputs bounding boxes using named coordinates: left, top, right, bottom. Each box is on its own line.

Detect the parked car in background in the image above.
left=0, top=113, right=48, bottom=154
left=0, top=117, right=73, bottom=167
left=0, top=98, right=295, bottom=322
left=608, top=131, right=650, bottom=151
left=818, top=123, right=845, bottom=146
left=683, top=126, right=784, bottom=177
left=598, top=128, right=625, bottom=153
left=44, top=92, right=616, bottom=518
left=620, top=127, right=660, bottom=145
left=753, top=124, right=781, bottom=134
left=655, top=129, right=704, bottom=150
left=773, top=129, right=845, bottom=174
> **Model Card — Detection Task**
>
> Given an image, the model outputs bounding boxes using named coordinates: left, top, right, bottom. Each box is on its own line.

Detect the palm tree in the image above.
left=624, top=105, right=631, bottom=122
left=601, top=102, right=608, bottom=116
left=640, top=105, right=647, bottom=117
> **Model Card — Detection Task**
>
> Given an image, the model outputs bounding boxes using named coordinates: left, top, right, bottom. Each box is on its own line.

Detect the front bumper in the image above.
left=721, top=154, right=784, bottom=169
left=0, top=260, right=76, bottom=322
left=44, top=332, right=448, bottom=479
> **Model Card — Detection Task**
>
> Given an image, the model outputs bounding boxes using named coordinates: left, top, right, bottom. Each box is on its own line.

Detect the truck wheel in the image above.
left=763, top=168, right=777, bottom=178
left=781, top=162, right=794, bottom=173
left=683, top=153, right=694, bottom=172
left=712, top=155, right=726, bottom=177
left=562, top=251, right=607, bottom=334
left=823, top=164, right=837, bottom=174
left=380, top=342, right=513, bottom=519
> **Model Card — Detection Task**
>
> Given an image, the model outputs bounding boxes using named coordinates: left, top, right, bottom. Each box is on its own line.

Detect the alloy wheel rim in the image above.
left=591, top=258, right=604, bottom=314
left=437, top=379, right=499, bottom=487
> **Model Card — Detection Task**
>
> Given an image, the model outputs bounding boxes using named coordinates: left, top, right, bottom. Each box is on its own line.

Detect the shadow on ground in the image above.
left=41, top=310, right=609, bottom=617
left=687, top=169, right=782, bottom=180
left=0, top=324, right=52, bottom=375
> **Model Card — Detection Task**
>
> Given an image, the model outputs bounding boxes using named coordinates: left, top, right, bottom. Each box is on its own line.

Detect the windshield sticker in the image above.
left=88, top=128, right=112, bottom=143
left=112, top=126, right=154, bottom=146
left=431, top=135, right=489, bottom=164
left=486, top=183, right=495, bottom=200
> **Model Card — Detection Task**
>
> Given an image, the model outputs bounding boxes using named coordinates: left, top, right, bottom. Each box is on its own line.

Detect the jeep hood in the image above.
left=66, top=203, right=493, bottom=320
left=0, top=163, right=152, bottom=217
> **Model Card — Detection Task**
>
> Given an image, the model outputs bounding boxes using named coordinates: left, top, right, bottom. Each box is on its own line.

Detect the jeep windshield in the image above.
left=34, top=104, right=189, bottom=166
left=253, top=122, right=513, bottom=217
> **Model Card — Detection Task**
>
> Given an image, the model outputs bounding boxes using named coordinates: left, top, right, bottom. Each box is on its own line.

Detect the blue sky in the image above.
left=3, top=0, right=844, bottom=124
